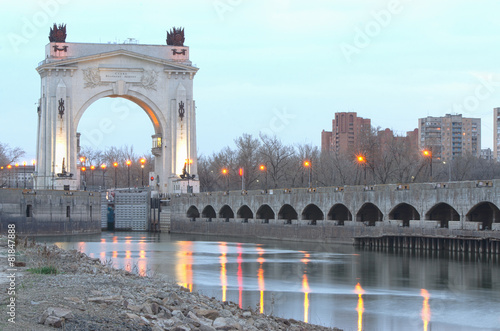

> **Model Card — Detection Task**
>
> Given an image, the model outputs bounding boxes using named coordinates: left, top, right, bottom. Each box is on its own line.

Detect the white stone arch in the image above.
left=35, top=36, right=199, bottom=194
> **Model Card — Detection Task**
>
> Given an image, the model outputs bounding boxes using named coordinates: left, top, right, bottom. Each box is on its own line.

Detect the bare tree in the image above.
left=258, top=134, right=295, bottom=189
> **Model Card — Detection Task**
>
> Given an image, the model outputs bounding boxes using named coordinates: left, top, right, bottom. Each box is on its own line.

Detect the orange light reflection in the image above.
left=301, top=251, right=310, bottom=323
left=421, top=289, right=431, bottom=331
left=257, top=246, right=265, bottom=314
left=237, top=244, right=243, bottom=308
left=219, top=242, right=228, bottom=302
left=354, top=283, right=365, bottom=331
left=175, top=241, right=193, bottom=292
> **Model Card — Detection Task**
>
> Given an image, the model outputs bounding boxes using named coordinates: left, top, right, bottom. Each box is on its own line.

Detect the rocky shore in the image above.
left=0, top=236, right=341, bottom=330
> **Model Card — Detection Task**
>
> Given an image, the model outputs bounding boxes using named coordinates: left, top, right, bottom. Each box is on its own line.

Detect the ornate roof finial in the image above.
left=49, top=23, right=67, bottom=42
left=166, top=27, right=185, bottom=46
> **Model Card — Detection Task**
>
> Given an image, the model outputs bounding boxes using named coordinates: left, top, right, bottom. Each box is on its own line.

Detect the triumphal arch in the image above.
left=35, top=25, right=199, bottom=194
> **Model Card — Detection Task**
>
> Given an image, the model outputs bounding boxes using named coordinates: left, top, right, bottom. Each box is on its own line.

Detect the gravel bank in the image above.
left=0, top=236, right=341, bottom=330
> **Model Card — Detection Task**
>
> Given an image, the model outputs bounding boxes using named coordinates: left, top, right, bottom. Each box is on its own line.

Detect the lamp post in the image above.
left=222, top=168, right=229, bottom=192
left=140, top=158, right=146, bottom=187
left=356, top=155, right=367, bottom=186
left=7, top=164, right=12, bottom=188
left=101, top=164, right=107, bottom=189
left=31, top=160, right=36, bottom=189
left=90, top=165, right=95, bottom=189
left=14, top=163, right=19, bottom=188
left=303, top=160, right=311, bottom=188
left=81, top=166, right=87, bottom=190
left=113, top=162, right=118, bottom=188
left=259, top=164, right=268, bottom=192
left=22, top=161, right=27, bottom=189
left=126, top=160, right=132, bottom=190
left=422, top=148, right=433, bottom=181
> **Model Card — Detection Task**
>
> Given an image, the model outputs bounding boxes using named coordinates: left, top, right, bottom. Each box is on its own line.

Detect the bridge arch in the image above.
left=425, top=203, right=459, bottom=228
left=202, top=205, right=216, bottom=221
left=301, top=204, right=324, bottom=225
left=466, top=201, right=500, bottom=230
left=186, top=205, right=200, bottom=220
left=237, top=205, right=254, bottom=221
left=219, top=205, right=234, bottom=222
left=256, top=204, right=275, bottom=223
left=356, top=203, right=383, bottom=226
left=278, top=204, right=298, bottom=224
left=389, top=203, right=420, bottom=227
left=327, top=204, right=352, bottom=225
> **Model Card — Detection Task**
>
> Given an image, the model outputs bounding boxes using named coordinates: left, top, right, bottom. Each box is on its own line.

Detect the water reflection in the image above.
left=219, top=242, right=228, bottom=301
left=257, top=246, right=265, bottom=314
left=354, top=283, right=365, bottom=331
left=301, top=251, right=310, bottom=323
left=176, top=241, right=193, bottom=292
left=237, top=244, right=243, bottom=308
left=421, top=289, right=431, bottom=331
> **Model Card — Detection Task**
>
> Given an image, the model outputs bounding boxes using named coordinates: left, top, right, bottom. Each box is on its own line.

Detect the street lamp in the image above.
left=7, top=164, right=12, bottom=188
left=422, top=148, right=433, bottom=181
left=22, top=161, right=27, bottom=189
left=81, top=166, right=87, bottom=190
left=222, top=168, right=229, bottom=192
left=356, top=155, right=367, bottom=185
left=90, top=165, right=95, bottom=188
left=14, top=163, right=19, bottom=188
left=140, top=158, right=146, bottom=187
left=113, top=162, right=118, bottom=188
left=126, top=160, right=132, bottom=190
left=303, top=160, right=311, bottom=188
left=101, top=164, right=107, bottom=189
left=259, top=164, right=268, bottom=192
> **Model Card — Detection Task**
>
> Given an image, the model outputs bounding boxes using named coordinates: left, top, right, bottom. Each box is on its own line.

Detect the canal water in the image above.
left=43, top=232, right=500, bottom=331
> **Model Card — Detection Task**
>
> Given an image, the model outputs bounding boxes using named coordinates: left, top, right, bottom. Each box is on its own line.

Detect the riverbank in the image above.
left=0, top=236, right=341, bottom=330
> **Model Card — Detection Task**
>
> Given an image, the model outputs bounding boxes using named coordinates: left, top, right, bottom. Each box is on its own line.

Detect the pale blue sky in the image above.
left=1, top=0, right=500, bottom=161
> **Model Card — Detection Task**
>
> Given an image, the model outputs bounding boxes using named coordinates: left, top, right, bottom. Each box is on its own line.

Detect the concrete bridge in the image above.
left=171, top=179, right=500, bottom=230
left=169, top=180, right=500, bottom=253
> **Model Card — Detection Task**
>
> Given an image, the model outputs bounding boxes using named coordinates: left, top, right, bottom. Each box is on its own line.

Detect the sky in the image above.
left=2, top=0, right=500, bottom=162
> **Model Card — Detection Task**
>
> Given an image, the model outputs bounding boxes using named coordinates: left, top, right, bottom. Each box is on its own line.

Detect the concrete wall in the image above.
left=0, top=188, right=101, bottom=236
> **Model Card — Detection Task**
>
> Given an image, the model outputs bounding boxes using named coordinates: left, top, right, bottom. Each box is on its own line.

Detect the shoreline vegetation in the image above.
left=0, top=236, right=341, bottom=330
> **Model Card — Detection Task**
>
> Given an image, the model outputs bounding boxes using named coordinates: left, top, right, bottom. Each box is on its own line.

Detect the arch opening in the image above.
left=425, top=203, right=459, bottom=228
left=389, top=203, right=420, bottom=227
left=466, top=201, right=500, bottom=230
left=186, top=205, right=200, bottom=221
left=256, top=204, right=275, bottom=223
left=202, top=205, right=216, bottom=222
left=327, top=204, right=352, bottom=225
left=237, top=205, right=253, bottom=222
left=219, top=205, right=234, bottom=222
left=301, top=204, right=324, bottom=225
left=278, top=204, right=298, bottom=224
left=356, top=203, right=383, bottom=226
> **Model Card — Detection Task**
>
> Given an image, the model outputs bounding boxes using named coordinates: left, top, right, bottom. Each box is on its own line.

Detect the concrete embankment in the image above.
left=0, top=236, right=341, bottom=330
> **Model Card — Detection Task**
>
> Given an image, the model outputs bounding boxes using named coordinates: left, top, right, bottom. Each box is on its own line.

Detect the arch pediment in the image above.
left=37, top=49, right=198, bottom=74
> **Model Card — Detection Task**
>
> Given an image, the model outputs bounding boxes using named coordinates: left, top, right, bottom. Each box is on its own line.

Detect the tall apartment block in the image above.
left=418, top=114, right=481, bottom=161
left=494, top=107, right=500, bottom=161
left=321, top=112, right=371, bottom=154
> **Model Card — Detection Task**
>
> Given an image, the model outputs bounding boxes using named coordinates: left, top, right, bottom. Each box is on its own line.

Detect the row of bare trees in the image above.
left=198, top=132, right=500, bottom=192
left=78, top=146, right=153, bottom=189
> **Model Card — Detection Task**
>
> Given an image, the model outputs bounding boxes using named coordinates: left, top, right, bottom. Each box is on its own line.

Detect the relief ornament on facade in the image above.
left=83, top=67, right=158, bottom=90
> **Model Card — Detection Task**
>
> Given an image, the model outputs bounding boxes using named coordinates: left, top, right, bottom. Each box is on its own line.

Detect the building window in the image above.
left=66, top=206, right=70, bottom=218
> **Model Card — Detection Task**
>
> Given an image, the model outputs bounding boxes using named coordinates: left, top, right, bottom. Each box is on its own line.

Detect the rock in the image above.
left=44, top=315, right=63, bottom=328
left=220, top=309, right=233, bottom=318
left=124, top=312, right=141, bottom=321
left=172, top=309, right=184, bottom=319
left=64, top=297, right=83, bottom=304
left=141, top=303, right=153, bottom=314
left=195, top=309, right=219, bottom=320
left=213, top=317, right=242, bottom=330
left=254, top=318, right=269, bottom=330
left=127, top=304, right=142, bottom=312
left=151, top=302, right=160, bottom=315
left=199, top=325, right=217, bottom=331
left=242, top=311, right=252, bottom=318
left=156, top=291, right=169, bottom=299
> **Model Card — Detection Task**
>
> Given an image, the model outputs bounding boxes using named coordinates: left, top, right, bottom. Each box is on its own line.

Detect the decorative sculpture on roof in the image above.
left=166, top=27, right=185, bottom=46
left=49, top=23, right=67, bottom=42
